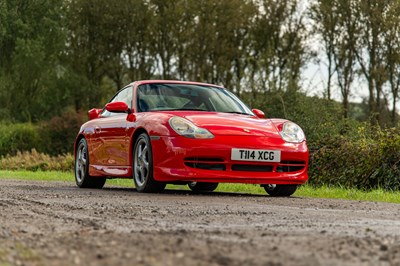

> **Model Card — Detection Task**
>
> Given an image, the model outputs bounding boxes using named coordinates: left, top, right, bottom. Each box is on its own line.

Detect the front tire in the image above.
left=263, top=184, right=297, bottom=197
left=188, top=182, right=218, bottom=192
left=75, top=138, right=106, bottom=188
left=133, top=133, right=165, bottom=193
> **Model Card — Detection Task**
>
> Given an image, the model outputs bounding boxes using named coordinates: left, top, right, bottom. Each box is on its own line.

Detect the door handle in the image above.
left=95, top=126, right=101, bottom=133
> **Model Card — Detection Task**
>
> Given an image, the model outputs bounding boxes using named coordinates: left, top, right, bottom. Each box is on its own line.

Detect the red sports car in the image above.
left=74, top=80, right=308, bottom=196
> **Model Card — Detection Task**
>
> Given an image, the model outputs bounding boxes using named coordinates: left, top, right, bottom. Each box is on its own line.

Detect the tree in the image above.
left=309, top=0, right=338, bottom=101
left=0, top=0, right=65, bottom=122
left=334, top=0, right=358, bottom=118
left=124, top=0, right=155, bottom=82
left=249, top=0, right=308, bottom=106
left=383, top=1, right=400, bottom=126
left=355, top=0, right=388, bottom=125
left=65, top=0, right=115, bottom=110
left=148, top=0, right=183, bottom=79
left=310, top=0, right=358, bottom=118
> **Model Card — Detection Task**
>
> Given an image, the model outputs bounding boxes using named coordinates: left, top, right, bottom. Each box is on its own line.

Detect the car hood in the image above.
left=178, top=112, right=280, bottom=137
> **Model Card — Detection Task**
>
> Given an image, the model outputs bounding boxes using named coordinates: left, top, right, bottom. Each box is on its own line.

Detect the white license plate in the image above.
left=231, top=148, right=281, bottom=162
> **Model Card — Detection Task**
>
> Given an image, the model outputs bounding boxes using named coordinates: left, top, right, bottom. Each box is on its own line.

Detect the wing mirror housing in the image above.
left=105, top=101, right=131, bottom=113
left=252, top=109, right=265, bottom=118
left=88, top=108, right=102, bottom=120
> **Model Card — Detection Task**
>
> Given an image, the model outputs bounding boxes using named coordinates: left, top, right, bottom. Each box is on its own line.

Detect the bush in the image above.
left=0, top=111, right=86, bottom=157
left=0, top=149, right=74, bottom=172
left=244, top=91, right=345, bottom=148
left=38, top=111, right=86, bottom=156
left=243, top=91, right=400, bottom=191
left=243, top=91, right=400, bottom=190
left=309, top=125, right=400, bottom=191
left=0, top=123, right=40, bottom=156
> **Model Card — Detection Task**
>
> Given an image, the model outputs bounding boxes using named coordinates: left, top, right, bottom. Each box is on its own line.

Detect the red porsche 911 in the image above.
left=74, top=80, right=308, bottom=196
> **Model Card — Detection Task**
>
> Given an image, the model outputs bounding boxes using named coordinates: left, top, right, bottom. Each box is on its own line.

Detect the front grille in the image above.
left=184, top=157, right=226, bottom=171
left=276, top=165, right=304, bottom=172
left=232, top=160, right=305, bottom=172
left=280, top=160, right=306, bottom=165
left=232, top=164, right=273, bottom=172
left=183, top=158, right=305, bottom=172
left=276, top=161, right=306, bottom=172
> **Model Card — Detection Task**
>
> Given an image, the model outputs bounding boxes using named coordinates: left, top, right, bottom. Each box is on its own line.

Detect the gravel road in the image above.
left=0, top=179, right=400, bottom=266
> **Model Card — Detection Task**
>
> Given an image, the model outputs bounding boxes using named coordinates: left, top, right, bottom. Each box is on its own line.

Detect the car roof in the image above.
left=132, top=80, right=224, bottom=88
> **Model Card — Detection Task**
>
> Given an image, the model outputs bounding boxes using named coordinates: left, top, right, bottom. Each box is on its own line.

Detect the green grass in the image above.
left=0, top=170, right=72, bottom=182
left=0, top=170, right=399, bottom=203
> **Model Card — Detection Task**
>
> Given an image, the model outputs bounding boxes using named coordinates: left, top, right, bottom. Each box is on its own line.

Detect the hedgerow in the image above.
left=309, top=125, right=400, bottom=191
left=0, top=111, right=85, bottom=157
left=37, top=111, right=86, bottom=155
left=0, top=149, right=73, bottom=172
left=0, top=123, right=40, bottom=156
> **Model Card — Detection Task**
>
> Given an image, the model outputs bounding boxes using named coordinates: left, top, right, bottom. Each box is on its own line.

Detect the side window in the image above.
left=124, top=86, right=133, bottom=108
left=101, top=86, right=133, bottom=117
left=113, top=87, right=132, bottom=107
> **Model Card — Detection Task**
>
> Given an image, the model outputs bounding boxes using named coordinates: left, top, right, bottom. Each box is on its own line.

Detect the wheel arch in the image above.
left=130, top=128, right=149, bottom=164
left=74, top=134, right=86, bottom=158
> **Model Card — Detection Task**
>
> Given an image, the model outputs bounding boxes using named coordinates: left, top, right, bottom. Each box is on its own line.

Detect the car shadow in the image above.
left=101, top=186, right=299, bottom=198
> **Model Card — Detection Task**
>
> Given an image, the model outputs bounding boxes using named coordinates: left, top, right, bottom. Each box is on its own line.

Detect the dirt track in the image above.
left=1, top=179, right=400, bottom=266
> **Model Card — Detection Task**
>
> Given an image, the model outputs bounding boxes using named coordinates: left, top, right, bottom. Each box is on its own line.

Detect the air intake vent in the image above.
left=276, top=161, right=306, bottom=172
left=184, top=157, right=226, bottom=171
left=232, top=164, right=273, bottom=172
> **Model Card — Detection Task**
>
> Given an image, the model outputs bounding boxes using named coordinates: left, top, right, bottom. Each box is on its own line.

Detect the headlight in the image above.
left=169, top=117, right=214, bottom=139
left=279, top=122, right=305, bottom=143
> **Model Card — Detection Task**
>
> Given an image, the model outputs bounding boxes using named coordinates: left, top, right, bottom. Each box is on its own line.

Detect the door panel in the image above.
left=94, top=114, right=129, bottom=167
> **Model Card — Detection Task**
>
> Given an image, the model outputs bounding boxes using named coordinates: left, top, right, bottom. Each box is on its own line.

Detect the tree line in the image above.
left=0, top=0, right=400, bottom=126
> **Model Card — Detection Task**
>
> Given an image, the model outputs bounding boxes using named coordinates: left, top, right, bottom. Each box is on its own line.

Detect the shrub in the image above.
left=309, top=126, right=400, bottom=191
left=37, top=111, right=86, bottom=155
left=0, top=123, right=40, bottom=156
left=245, top=91, right=400, bottom=190
left=0, top=149, right=74, bottom=172
left=0, top=111, right=86, bottom=157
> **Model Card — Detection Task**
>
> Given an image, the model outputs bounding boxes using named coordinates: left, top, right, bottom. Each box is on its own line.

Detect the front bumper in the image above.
left=151, top=135, right=308, bottom=185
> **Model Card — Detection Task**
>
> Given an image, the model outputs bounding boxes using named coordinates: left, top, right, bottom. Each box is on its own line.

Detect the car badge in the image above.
left=243, top=129, right=250, bottom=133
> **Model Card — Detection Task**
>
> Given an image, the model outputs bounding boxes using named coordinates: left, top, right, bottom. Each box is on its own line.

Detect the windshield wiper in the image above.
left=224, top=111, right=253, bottom=116
left=159, top=108, right=208, bottom=111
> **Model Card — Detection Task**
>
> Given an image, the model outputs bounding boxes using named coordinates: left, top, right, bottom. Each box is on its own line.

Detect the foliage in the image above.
left=0, top=123, right=40, bottom=156
left=37, top=111, right=86, bottom=155
left=250, top=92, right=400, bottom=191
left=0, top=0, right=399, bottom=126
left=0, top=0, right=66, bottom=122
left=310, top=126, right=400, bottom=190
left=310, top=0, right=400, bottom=126
left=244, top=90, right=345, bottom=149
left=0, top=149, right=73, bottom=172
left=0, top=111, right=86, bottom=157
left=0, top=0, right=309, bottom=120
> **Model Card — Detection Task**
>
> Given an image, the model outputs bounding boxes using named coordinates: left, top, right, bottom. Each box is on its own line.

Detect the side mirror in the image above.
left=252, top=108, right=265, bottom=118
left=105, top=101, right=130, bottom=113
left=88, top=108, right=102, bottom=120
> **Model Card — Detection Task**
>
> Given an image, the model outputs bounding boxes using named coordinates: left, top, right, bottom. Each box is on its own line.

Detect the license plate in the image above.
left=231, top=148, right=281, bottom=162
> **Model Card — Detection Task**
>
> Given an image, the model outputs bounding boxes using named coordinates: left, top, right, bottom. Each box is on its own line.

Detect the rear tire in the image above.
left=75, top=138, right=106, bottom=189
left=263, top=184, right=297, bottom=197
left=133, top=133, right=165, bottom=193
left=188, top=182, right=218, bottom=192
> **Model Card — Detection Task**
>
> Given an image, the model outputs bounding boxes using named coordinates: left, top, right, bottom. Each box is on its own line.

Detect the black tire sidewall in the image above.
left=75, top=138, right=89, bottom=187
left=264, top=184, right=297, bottom=197
left=133, top=133, right=153, bottom=192
left=188, top=182, right=218, bottom=192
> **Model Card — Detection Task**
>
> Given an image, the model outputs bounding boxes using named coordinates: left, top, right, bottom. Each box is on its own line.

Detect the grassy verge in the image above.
left=0, top=170, right=399, bottom=203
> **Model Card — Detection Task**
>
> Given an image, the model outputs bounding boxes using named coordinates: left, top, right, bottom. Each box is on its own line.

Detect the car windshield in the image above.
left=137, top=83, right=253, bottom=115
